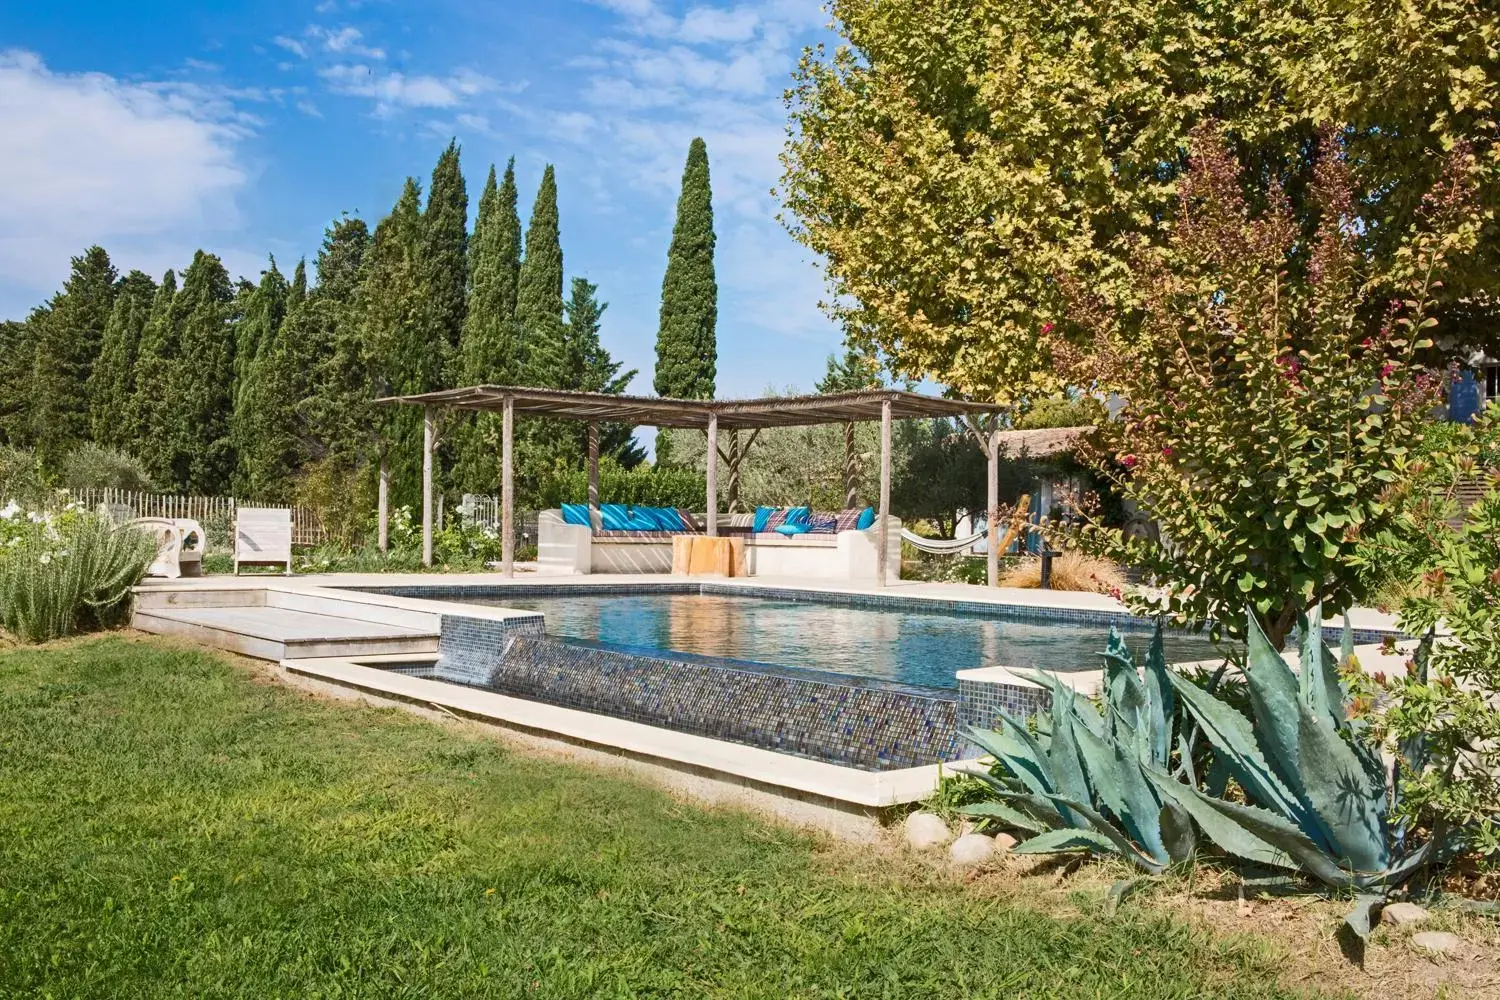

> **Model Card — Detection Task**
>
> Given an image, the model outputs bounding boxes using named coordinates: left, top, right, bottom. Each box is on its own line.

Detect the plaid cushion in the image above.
left=675, top=508, right=702, bottom=533
left=832, top=508, right=864, bottom=532
left=808, top=512, right=839, bottom=534
left=762, top=508, right=790, bottom=532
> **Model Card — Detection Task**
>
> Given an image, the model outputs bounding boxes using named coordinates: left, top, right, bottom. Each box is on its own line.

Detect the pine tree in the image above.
left=32, top=246, right=118, bottom=468
left=654, top=138, right=717, bottom=401
left=172, top=251, right=237, bottom=493
left=356, top=179, right=436, bottom=508
left=516, top=165, right=565, bottom=387
left=424, top=140, right=468, bottom=354
left=87, top=270, right=156, bottom=448
left=564, top=277, right=644, bottom=466
left=130, top=271, right=178, bottom=485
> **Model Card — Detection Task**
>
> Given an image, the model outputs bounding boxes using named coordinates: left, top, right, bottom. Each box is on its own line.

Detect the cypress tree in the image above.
left=87, top=270, right=156, bottom=449
left=424, top=140, right=468, bottom=354
left=130, top=271, right=179, bottom=485
left=172, top=251, right=237, bottom=493
left=356, top=179, right=435, bottom=508
left=314, top=216, right=369, bottom=305
left=654, top=138, right=717, bottom=401
left=303, top=216, right=372, bottom=470
left=515, top=165, right=565, bottom=387
left=0, top=317, right=36, bottom=446
left=454, top=159, right=524, bottom=494
left=32, top=246, right=118, bottom=467
left=231, top=260, right=295, bottom=495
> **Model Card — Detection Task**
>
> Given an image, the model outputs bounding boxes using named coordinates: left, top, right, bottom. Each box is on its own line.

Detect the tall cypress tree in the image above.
left=32, top=245, right=118, bottom=467
left=172, top=251, right=236, bottom=493
left=304, top=217, right=372, bottom=471
left=131, top=271, right=179, bottom=485
left=229, top=259, right=289, bottom=491
left=0, top=317, right=36, bottom=446
left=314, top=216, right=369, bottom=305
left=356, top=179, right=435, bottom=508
left=87, top=270, right=156, bottom=449
left=654, top=138, right=717, bottom=401
left=424, top=140, right=468, bottom=354
left=515, top=165, right=565, bottom=387
left=454, top=159, right=525, bottom=494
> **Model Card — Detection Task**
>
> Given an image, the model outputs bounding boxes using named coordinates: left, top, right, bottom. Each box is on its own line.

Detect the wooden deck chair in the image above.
left=234, top=507, right=293, bottom=575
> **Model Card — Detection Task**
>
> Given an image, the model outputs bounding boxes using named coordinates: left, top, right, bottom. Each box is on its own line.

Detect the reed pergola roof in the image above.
left=375, top=385, right=1008, bottom=428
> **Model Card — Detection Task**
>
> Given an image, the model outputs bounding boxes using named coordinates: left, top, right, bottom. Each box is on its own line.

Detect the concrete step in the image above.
left=134, top=586, right=266, bottom=611
left=132, top=605, right=438, bottom=662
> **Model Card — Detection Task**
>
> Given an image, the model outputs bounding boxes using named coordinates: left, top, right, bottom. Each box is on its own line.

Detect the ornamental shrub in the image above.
left=1050, top=123, right=1479, bottom=647
left=0, top=505, right=155, bottom=643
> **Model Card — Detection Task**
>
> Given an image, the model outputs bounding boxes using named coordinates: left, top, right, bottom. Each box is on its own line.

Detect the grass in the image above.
left=0, top=636, right=1326, bottom=999
left=1000, top=551, right=1127, bottom=594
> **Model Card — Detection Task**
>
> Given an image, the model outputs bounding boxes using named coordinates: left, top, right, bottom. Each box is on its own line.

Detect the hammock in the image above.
left=899, top=528, right=987, bottom=555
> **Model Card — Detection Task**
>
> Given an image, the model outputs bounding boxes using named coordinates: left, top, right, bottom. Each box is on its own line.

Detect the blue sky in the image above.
left=0, top=0, right=843, bottom=398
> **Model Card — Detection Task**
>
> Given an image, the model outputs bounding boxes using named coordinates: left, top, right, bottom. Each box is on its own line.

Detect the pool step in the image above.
left=132, top=605, right=439, bottom=662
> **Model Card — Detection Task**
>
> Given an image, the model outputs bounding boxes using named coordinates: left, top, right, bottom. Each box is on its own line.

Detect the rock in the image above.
left=948, top=833, right=995, bottom=867
left=992, top=832, right=1018, bottom=852
left=1410, top=931, right=1462, bottom=955
left=903, top=811, right=952, bottom=851
left=1381, top=902, right=1429, bottom=927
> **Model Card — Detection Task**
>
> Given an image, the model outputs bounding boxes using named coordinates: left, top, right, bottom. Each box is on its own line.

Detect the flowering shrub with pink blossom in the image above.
left=1047, top=123, right=1480, bottom=647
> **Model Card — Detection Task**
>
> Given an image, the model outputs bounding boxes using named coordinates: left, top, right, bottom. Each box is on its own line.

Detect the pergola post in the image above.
left=377, top=455, right=390, bottom=554
left=501, top=394, right=514, bottom=577
left=877, top=398, right=892, bottom=586
left=586, top=422, right=599, bottom=518
left=421, top=407, right=435, bottom=568
left=986, top=428, right=1000, bottom=588
left=705, top=412, right=718, bottom=537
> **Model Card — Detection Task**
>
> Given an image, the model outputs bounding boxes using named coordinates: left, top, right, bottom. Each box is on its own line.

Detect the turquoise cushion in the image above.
left=785, top=506, right=811, bottom=527
left=561, top=503, right=592, bottom=527
left=775, top=522, right=809, bottom=536
left=599, top=504, right=640, bottom=530
left=753, top=506, right=778, bottom=533
left=856, top=506, right=876, bottom=530
left=643, top=506, right=684, bottom=531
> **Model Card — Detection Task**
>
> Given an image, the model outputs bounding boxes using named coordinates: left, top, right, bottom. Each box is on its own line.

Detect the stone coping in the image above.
left=284, top=655, right=951, bottom=809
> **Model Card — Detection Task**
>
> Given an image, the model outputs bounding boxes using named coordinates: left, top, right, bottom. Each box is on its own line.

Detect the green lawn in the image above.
left=0, top=636, right=1321, bottom=999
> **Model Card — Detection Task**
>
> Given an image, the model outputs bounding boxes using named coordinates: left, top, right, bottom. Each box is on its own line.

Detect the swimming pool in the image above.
left=457, top=590, right=1224, bottom=690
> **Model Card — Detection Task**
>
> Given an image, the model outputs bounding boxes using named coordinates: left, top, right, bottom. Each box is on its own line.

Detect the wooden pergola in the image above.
left=375, top=385, right=1069, bottom=586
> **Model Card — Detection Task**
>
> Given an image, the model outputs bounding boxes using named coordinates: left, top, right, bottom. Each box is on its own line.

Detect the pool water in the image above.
left=472, top=592, right=1225, bottom=690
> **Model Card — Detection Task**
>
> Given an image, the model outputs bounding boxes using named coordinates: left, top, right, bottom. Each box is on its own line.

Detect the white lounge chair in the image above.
left=129, top=517, right=206, bottom=579
left=234, top=507, right=293, bottom=575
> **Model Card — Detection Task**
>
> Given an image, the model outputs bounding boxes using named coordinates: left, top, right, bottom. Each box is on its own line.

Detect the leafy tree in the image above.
left=516, top=165, right=565, bottom=386
left=129, top=271, right=178, bottom=486
left=816, top=345, right=883, bottom=507
left=87, top=270, right=155, bottom=449
left=780, top=0, right=1500, bottom=399
left=890, top=419, right=988, bottom=538
left=455, top=159, right=523, bottom=494
left=1054, top=125, right=1479, bottom=647
left=171, top=251, right=237, bottom=493
left=32, top=246, right=117, bottom=468
left=655, top=137, right=717, bottom=401
left=424, top=139, right=468, bottom=353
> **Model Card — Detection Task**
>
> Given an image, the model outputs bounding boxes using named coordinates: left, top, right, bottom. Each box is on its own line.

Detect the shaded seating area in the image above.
left=374, top=385, right=1066, bottom=586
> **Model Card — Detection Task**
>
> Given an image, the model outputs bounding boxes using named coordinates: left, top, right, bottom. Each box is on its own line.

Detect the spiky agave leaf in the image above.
left=1295, top=702, right=1389, bottom=873
left=958, top=800, right=1049, bottom=834
left=1142, top=620, right=1175, bottom=770
left=1298, top=605, right=1343, bottom=730
left=964, top=725, right=1053, bottom=798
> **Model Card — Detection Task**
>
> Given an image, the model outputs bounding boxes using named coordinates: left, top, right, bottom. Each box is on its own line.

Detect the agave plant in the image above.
left=1154, top=606, right=1452, bottom=941
left=959, top=625, right=1196, bottom=875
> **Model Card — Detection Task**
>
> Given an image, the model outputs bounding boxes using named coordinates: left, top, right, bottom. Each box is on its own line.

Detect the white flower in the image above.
left=38, top=552, right=51, bottom=565
left=0, top=500, right=18, bottom=520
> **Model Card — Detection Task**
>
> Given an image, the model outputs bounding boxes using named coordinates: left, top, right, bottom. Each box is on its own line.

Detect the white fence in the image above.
left=459, top=494, right=538, bottom=550
left=65, top=488, right=329, bottom=548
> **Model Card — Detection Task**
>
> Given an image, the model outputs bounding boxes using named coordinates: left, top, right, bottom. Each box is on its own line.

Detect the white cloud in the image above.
left=310, top=26, right=386, bottom=60
left=273, top=35, right=307, bottom=58
left=319, top=63, right=498, bottom=113
left=0, top=50, right=251, bottom=314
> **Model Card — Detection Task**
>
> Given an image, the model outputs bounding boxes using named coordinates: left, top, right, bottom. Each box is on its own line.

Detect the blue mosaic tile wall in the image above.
left=956, top=675, right=1052, bottom=735
left=435, top=613, right=545, bottom=685
left=484, top=635, right=962, bottom=771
